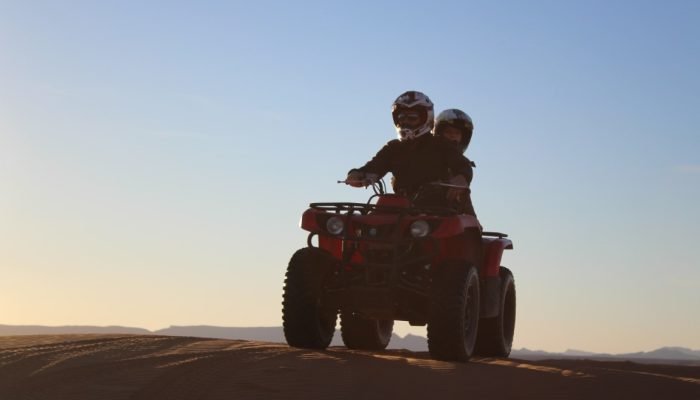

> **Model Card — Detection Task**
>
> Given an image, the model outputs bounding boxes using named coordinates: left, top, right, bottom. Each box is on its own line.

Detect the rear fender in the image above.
left=434, top=228, right=481, bottom=265
left=481, top=237, right=513, bottom=278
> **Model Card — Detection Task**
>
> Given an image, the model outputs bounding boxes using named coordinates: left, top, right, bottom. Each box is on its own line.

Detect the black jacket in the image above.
left=351, top=135, right=476, bottom=214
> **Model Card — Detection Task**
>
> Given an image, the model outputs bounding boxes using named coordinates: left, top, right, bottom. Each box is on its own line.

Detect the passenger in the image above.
left=432, top=109, right=477, bottom=217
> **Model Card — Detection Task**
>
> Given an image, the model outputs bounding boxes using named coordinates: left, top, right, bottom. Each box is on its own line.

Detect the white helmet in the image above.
left=391, top=91, right=434, bottom=141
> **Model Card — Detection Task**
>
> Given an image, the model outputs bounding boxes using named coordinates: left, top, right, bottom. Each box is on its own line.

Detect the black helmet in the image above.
left=391, top=91, right=435, bottom=141
left=433, top=108, right=474, bottom=153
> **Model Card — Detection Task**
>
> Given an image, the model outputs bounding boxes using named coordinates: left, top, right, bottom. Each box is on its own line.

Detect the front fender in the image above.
left=300, top=208, right=321, bottom=232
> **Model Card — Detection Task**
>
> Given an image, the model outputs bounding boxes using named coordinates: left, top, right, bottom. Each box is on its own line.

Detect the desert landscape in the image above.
left=1, top=334, right=698, bottom=400
left=3, top=3, right=699, bottom=400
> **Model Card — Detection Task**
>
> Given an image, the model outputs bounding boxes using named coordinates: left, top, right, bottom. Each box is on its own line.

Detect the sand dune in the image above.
left=0, top=335, right=698, bottom=400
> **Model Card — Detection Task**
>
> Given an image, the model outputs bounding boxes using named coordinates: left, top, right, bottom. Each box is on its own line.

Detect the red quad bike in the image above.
left=282, top=180, right=515, bottom=362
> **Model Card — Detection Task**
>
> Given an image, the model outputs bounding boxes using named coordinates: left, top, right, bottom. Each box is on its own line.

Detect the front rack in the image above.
left=309, top=202, right=458, bottom=217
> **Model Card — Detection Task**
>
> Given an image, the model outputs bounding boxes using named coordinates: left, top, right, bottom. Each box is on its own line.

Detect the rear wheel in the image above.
left=282, top=248, right=337, bottom=349
left=340, top=312, right=393, bottom=350
left=427, top=262, right=480, bottom=362
left=474, top=267, right=516, bottom=357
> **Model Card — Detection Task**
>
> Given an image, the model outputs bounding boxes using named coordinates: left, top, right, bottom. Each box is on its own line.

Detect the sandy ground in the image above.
left=0, top=335, right=698, bottom=400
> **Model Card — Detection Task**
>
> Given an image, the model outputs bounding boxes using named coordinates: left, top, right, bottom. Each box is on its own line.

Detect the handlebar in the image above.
left=338, top=180, right=467, bottom=189
left=339, top=178, right=385, bottom=195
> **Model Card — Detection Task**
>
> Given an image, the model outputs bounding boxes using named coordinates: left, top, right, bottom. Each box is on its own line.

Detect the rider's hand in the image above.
left=446, top=174, right=468, bottom=202
left=346, top=170, right=365, bottom=187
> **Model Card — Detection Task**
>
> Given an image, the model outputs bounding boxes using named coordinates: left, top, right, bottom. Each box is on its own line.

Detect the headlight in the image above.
left=326, top=216, right=344, bottom=235
left=409, top=220, right=430, bottom=238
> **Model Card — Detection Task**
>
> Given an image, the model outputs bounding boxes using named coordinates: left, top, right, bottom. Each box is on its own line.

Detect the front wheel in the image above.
left=282, top=248, right=337, bottom=349
left=427, top=262, right=480, bottom=362
left=474, top=267, right=516, bottom=357
left=340, top=312, right=394, bottom=350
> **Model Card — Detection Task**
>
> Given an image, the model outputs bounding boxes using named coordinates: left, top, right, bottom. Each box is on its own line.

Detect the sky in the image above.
left=1, top=1, right=698, bottom=353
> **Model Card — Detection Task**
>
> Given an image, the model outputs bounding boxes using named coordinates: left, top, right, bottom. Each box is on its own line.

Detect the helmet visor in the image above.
left=394, top=108, right=428, bottom=129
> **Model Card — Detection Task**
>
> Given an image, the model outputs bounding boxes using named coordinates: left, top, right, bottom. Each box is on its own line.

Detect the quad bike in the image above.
left=282, top=180, right=515, bottom=361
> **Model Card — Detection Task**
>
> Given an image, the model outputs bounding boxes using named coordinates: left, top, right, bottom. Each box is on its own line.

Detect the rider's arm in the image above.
left=346, top=139, right=397, bottom=182
left=445, top=147, right=474, bottom=184
left=440, top=139, right=474, bottom=201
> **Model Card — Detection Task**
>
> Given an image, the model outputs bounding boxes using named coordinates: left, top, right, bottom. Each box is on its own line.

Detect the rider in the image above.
left=346, top=91, right=473, bottom=207
left=432, top=108, right=477, bottom=217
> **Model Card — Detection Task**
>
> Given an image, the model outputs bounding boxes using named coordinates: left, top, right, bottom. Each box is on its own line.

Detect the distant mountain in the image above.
left=155, top=325, right=429, bottom=351
left=511, top=346, right=700, bottom=364
left=0, top=324, right=150, bottom=336
left=155, top=326, right=284, bottom=342
left=510, top=348, right=618, bottom=360
left=618, top=347, right=700, bottom=360
left=2, top=324, right=698, bottom=364
left=389, top=333, right=428, bottom=351
left=562, top=349, right=598, bottom=357
left=510, top=348, right=554, bottom=357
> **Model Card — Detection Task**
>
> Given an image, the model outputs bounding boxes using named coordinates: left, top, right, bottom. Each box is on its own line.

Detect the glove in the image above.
left=346, top=170, right=365, bottom=187
left=446, top=174, right=468, bottom=202
left=364, top=173, right=379, bottom=186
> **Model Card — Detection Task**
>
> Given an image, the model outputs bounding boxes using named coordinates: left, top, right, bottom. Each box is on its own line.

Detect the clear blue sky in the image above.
left=1, top=1, right=698, bottom=353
